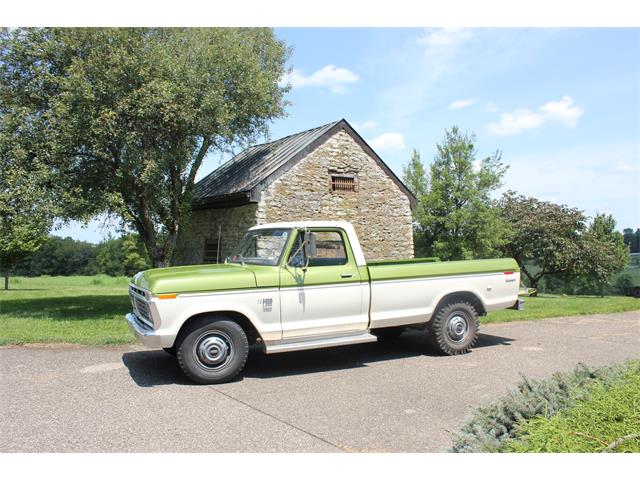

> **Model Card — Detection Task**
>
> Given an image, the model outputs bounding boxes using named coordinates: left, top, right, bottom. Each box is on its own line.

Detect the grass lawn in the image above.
left=0, top=275, right=639, bottom=345
left=502, top=361, right=640, bottom=452
left=484, top=294, right=640, bottom=323
left=0, top=275, right=134, bottom=345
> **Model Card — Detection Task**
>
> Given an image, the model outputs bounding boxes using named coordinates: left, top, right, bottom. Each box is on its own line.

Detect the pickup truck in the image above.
left=126, top=221, right=521, bottom=384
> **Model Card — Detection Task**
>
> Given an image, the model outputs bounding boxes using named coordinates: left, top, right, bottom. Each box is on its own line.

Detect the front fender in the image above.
left=153, top=288, right=282, bottom=342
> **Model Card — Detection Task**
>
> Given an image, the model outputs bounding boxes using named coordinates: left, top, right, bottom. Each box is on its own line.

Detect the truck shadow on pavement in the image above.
left=122, top=331, right=514, bottom=387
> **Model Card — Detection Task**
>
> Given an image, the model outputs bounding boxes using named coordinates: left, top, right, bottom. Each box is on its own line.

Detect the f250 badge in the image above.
left=259, top=298, right=273, bottom=312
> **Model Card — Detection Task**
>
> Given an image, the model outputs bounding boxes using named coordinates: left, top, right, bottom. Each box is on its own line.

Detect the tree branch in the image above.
left=186, top=135, right=212, bottom=190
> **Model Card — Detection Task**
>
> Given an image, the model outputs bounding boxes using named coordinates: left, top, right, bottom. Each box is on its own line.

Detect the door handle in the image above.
left=341, top=273, right=353, bottom=278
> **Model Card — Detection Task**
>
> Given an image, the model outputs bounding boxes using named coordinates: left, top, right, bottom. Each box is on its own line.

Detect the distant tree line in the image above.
left=403, top=126, right=633, bottom=297
left=623, top=228, right=640, bottom=253
left=13, top=234, right=150, bottom=277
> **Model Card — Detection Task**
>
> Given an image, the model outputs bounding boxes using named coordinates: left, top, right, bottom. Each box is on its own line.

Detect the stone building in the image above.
left=177, top=119, right=416, bottom=264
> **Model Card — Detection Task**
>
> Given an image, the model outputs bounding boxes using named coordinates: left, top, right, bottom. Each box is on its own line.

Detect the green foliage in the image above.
left=575, top=214, right=629, bottom=295
left=402, top=149, right=428, bottom=199
left=15, top=234, right=150, bottom=277
left=0, top=115, right=56, bottom=289
left=613, top=272, right=636, bottom=294
left=500, top=192, right=587, bottom=291
left=503, top=361, right=640, bottom=452
left=449, top=362, right=634, bottom=452
left=500, top=195, right=630, bottom=294
left=405, top=127, right=508, bottom=260
left=0, top=28, right=291, bottom=267
left=623, top=228, right=640, bottom=253
left=18, top=236, right=98, bottom=276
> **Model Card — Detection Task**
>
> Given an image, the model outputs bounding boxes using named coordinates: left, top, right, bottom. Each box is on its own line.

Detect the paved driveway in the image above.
left=1, top=311, right=639, bottom=452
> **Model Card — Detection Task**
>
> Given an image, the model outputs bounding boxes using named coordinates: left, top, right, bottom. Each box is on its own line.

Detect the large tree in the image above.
left=405, top=126, right=508, bottom=260
left=0, top=90, right=58, bottom=289
left=0, top=28, right=290, bottom=267
left=0, top=136, right=54, bottom=289
left=499, top=192, right=628, bottom=294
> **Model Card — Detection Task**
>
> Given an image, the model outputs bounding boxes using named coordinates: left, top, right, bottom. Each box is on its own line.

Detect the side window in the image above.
left=309, top=231, right=347, bottom=267
left=286, top=230, right=349, bottom=267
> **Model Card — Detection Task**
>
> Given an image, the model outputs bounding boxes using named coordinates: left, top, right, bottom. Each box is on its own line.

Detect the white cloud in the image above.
left=487, top=96, right=584, bottom=136
left=487, top=108, right=546, bottom=136
left=539, top=96, right=585, bottom=127
left=352, top=120, right=377, bottom=131
left=613, top=159, right=638, bottom=173
left=483, top=101, right=499, bottom=113
left=281, top=65, right=359, bottom=94
left=448, top=98, right=477, bottom=110
left=418, top=28, right=473, bottom=53
left=368, top=133, right=406, bottom=152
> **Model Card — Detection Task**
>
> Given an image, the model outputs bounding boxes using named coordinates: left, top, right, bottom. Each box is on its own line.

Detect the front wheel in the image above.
left=176, top=318, right=249, bottom=384
left=427, top=301, right=479, bottom=355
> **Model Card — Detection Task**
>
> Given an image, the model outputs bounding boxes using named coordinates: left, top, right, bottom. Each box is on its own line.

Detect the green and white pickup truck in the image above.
left=126, top=221, right=522, bottom=384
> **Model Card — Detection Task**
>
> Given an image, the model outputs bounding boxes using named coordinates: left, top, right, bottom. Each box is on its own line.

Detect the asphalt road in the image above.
left=2, top=311, right=639, bottom=453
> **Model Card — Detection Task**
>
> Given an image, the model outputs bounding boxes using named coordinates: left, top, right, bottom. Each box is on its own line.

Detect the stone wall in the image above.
left=174, top=203, right=258, bottom=265
left=255, top=129, right=414, bottom=259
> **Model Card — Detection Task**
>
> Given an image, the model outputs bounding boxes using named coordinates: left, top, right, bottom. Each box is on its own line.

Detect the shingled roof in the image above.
left=193, top=119, right=416, bottom=209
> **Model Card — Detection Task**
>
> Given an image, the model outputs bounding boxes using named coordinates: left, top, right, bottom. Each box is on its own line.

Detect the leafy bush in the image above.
left=503, top=362, right=640, bottom=452
left=449, top=363, right=628, bottom=452
left=613, top=272, right=636, bottom=294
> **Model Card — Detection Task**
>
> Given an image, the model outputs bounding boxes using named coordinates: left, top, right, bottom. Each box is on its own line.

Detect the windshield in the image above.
left=227, top=228, right=291, bottom=266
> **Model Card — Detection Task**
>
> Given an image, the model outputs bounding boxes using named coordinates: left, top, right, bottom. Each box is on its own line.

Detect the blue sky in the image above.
left=58, top=28, right=640, bottom=242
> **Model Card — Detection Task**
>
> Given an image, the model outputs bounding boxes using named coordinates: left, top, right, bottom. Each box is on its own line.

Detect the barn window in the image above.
left=330, top=174, right=358, bottom=193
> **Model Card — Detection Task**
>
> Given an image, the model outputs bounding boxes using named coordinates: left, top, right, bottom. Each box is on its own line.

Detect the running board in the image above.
left=265, top=332, right=378, bottom=354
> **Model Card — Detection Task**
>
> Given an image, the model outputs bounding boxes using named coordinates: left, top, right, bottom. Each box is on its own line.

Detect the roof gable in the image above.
left=193, top=119, right=416, bottom=209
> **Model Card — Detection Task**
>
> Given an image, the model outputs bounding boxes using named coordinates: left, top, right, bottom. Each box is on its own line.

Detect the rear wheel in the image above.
left=176, top=317, right=249, bottom=384
left=427, top=301, right=479, bottom=355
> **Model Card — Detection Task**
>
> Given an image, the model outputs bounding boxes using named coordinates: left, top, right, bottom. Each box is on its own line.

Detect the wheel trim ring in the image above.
left=446, top=313, right=469, bottom=343
left=192, top=330, right=234, bottom=371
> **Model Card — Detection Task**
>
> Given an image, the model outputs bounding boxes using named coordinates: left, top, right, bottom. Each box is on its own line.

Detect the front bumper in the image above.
left=126, top=312, right=173, bottom=348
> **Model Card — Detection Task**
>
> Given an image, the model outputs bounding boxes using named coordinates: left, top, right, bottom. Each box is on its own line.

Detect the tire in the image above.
left=373, top=326, right=405, bottom=341
left=427, top=301, right=479, bottom=355
left=176, top=317, right=249, bottom=384
left=163, top=346, right=176, bottom=357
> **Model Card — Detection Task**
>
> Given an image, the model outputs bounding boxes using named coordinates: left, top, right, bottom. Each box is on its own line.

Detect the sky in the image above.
left=56, top=28, right=640, bottom=243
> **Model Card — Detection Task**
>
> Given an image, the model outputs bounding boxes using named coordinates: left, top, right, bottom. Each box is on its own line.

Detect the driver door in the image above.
left=279, top=228, right=368, bottom=339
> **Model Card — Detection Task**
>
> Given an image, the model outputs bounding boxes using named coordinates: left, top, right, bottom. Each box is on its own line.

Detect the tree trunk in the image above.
left=4, top=271, right=8, bottom=291
left=529, top=279, right=539, bottom=296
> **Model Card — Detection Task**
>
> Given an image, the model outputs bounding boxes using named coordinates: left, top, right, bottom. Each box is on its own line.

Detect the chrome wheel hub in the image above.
left=446, top=314, right=468, bottom=343
left=194, top=332, right=233, bottom=370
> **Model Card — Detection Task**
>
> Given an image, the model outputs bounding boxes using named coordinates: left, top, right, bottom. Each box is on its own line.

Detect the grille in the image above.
left=129, top=286, right=153, bottom=329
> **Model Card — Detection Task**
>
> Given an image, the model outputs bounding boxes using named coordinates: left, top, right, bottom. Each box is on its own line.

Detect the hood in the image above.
left=131, top=263, right=256, bottom=295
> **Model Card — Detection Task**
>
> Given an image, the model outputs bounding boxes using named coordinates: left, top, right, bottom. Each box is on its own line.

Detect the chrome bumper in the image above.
left=126, top=312, right=173, bottom=348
